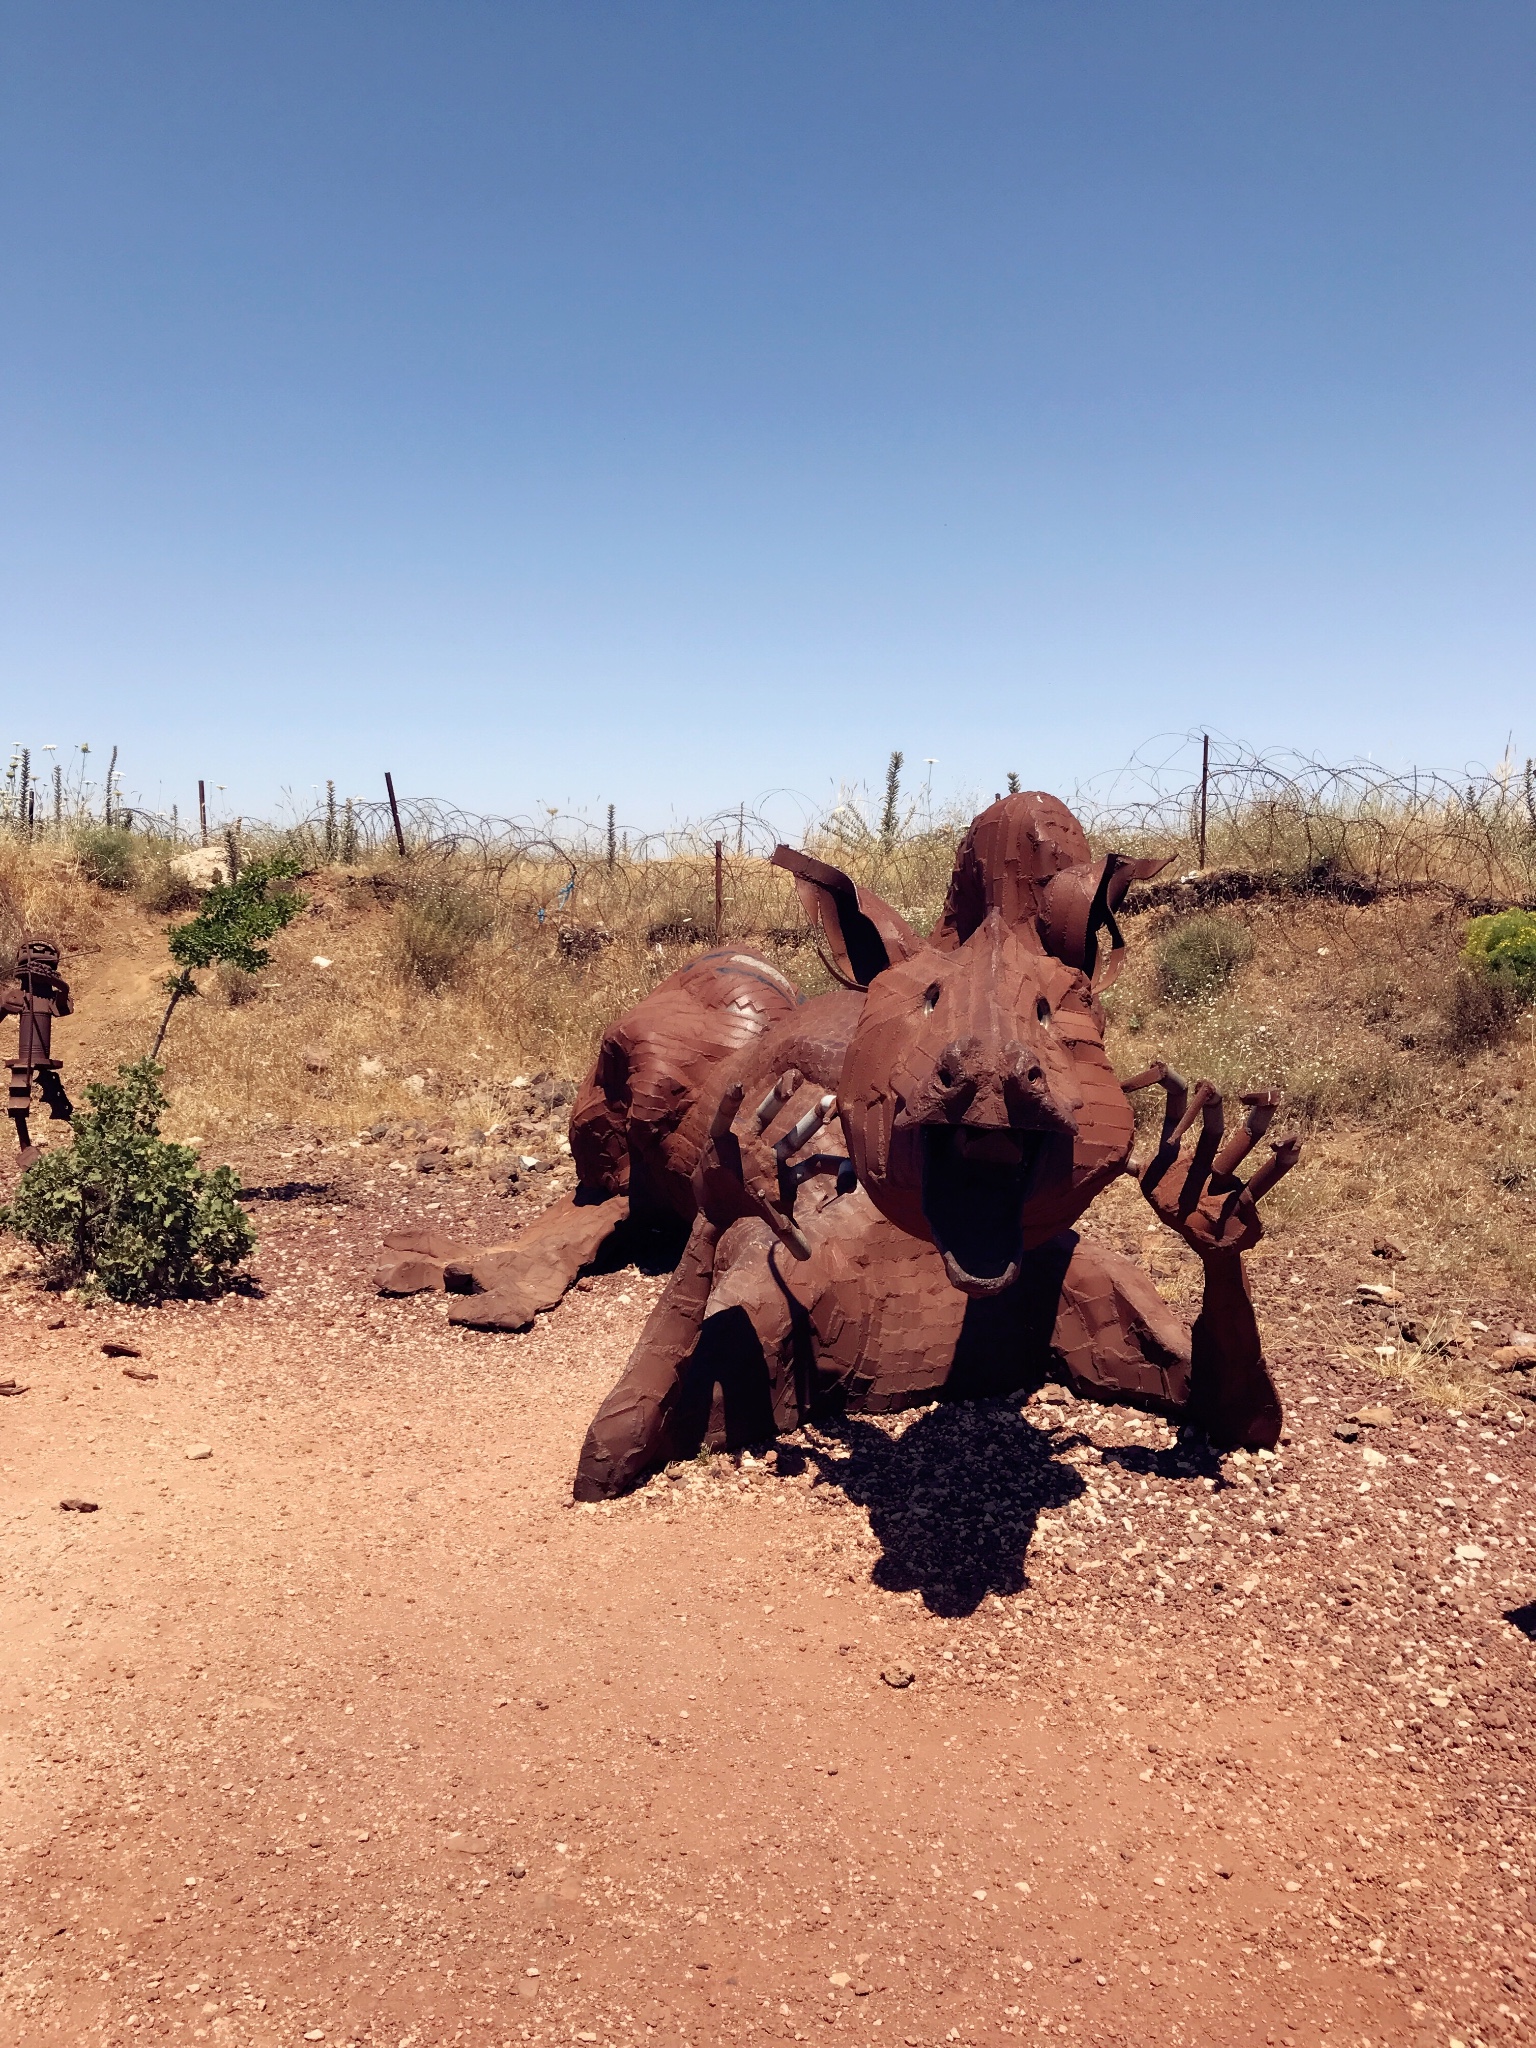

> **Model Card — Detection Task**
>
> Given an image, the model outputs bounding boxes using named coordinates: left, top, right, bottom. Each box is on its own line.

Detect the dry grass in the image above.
left=6, top=814, right=1535, bottom=1422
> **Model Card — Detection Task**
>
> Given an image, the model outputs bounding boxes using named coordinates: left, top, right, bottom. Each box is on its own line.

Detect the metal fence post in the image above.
left=385, top=773, right=407, bottom=858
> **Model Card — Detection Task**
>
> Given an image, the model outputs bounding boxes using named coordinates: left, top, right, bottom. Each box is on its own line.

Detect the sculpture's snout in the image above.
left=914, top=1033, right=1079, bottom=1140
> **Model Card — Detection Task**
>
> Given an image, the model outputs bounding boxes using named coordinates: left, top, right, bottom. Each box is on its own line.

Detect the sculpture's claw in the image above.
left=751, top=1068, right=803, bottom=1134
left=1245, top=1134, right=1303, bottom=1204
left=708, top=1082, right=746, bottom=1144
left=1211, top=1089, right=1279, bottom=1182
left=773, top=1092, right=836, bottom=1166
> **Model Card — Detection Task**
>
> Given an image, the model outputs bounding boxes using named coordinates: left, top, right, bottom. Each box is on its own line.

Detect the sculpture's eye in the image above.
left=923, top=984, right=941, bottom=1014
left=1036, top=997, right=1051, bottom=1023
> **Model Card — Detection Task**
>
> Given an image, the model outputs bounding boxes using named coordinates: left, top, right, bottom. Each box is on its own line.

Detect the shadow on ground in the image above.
left=784, top=1400, right=1087, bottom=1618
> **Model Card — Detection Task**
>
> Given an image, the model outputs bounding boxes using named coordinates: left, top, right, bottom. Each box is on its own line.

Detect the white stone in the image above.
left=169, top=846, right=229, bottom=890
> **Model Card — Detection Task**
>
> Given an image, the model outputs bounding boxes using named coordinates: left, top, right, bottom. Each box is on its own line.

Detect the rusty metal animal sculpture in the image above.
left=572, top=793, right=1299, bottom=1498
left=0, top=942, right=74, bottom=1165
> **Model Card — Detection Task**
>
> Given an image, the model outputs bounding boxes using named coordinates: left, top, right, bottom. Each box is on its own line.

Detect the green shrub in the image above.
left=1442, top=964, right=1521, bottom=1056
left=0, top=1059, right=256, bottom=1302
left=1462, top=909, right=1536, bottom=1002
left=1154, top=914, right=1254, bottom=1002
left=74, top=825, right=138, bottom=891
left=393, top=879, right=493, bottom=990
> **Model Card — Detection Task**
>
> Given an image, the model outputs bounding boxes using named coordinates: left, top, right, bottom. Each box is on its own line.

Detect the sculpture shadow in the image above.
left=1099, top=1434, right=1226, bottom=1485
left=790, top=1402, right=1086, bottom=1618
left=1505, top=1601, right=1536, bottom=1643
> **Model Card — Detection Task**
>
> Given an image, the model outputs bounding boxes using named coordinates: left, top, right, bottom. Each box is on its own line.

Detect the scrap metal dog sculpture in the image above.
left=372, top=793, right=1298, bottom=1494
left=572, top=793, right=1298, bottom=1496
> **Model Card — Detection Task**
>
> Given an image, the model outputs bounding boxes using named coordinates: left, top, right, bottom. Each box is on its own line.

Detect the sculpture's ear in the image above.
left=1038, top=853, right=1169, bottom=990
left=770, top=847, right=922, bottom=990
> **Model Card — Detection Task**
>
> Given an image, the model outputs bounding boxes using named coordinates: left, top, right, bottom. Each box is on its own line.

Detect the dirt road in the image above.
left=2, top=1153, right=1534, bottom=2047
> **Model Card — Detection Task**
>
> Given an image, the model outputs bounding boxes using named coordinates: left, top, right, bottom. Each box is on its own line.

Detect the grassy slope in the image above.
left=5, top=834, right=1534, bottom=1413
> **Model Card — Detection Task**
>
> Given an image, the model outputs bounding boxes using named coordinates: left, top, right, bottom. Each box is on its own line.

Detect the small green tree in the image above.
left=151, top=854, right=305, bottom=1055
left=0, top=1059, right=255, bottom=1302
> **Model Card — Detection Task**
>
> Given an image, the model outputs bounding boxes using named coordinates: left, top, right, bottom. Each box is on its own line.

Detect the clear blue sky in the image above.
left=2, top=3, right=1532, bottom=831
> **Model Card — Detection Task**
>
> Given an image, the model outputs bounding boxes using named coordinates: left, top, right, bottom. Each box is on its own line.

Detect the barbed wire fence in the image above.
left=9, top=732, right=1536, bottom=931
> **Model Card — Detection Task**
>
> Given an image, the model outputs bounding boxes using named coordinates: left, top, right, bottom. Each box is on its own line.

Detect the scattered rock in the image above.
left=1372, top=1238, right=1406, bottom=1261
left=510, top=1865, right=527, bottom=1879
left=1356, top=1283, right=1402, bottom=1306
left=357, top=1056, right=386, bottom=1079
left=403, top=1074, right=427, bottom=1097
left=1491, top=1333, right=1536, bottom=1369
left=185, top=1444, right=213, bottom=1462
left=101, top=1342, right=141, bottom=1359
left=880, top=1667, right=915, bottom=1689
left=1333, top=1424, right=1360, bottom=1442
left=301, top=1047, right=330, bottom=1074
left=122, top=1366, right=158, bottom=1383
left=59, top=1498, right=98, bottom=1513
left=1355, top=1405, right=1395, bottom=1427
left=527, top=1072, right=578, bottom=1112
left=0, top=1379, right=28, bottom=1397
left=1035, top=1384, right=1070, bottom=1406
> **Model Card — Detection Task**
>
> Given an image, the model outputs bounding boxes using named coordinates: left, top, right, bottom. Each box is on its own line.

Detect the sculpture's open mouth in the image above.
left=920, top=1125, right=1056, bottom=1297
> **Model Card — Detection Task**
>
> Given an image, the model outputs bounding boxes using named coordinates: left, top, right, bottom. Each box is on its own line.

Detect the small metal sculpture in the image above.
left=573, top=793, right=1299, bottom=1497
left=0, top=942, right=74, bottom=1165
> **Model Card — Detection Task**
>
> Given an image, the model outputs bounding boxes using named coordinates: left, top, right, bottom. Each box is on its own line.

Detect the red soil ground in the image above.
left=3, top=1145, right=1534, bottom=2048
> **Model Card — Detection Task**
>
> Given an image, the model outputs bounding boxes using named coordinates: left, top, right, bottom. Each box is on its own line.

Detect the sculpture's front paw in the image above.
left=1121, top=1063, right=1301, bottom=1258
left=692, top=1068, right=838, bottom=1259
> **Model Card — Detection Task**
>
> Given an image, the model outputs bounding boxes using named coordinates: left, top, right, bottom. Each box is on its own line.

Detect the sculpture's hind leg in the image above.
left=447, top=1191, right=633, bottom=1332
left=1050, top=1236, right=1193, bottom=1413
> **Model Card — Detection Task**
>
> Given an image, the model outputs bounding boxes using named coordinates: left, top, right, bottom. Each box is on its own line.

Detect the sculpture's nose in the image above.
left=933, top=1037, right=981, bottom=1109
left=926, top=1033, right=1076, bottom=1135
left=1003, top=1040, right=1056, bottom=1120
